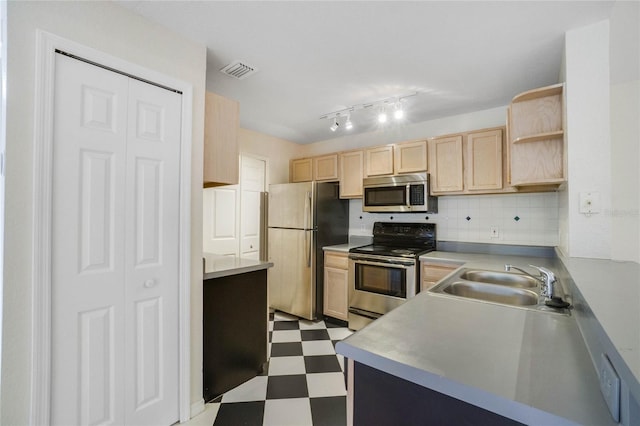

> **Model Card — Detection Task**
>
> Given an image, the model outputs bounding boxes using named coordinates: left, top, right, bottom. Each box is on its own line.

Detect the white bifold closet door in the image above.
left=51, top=52, right=181, bottom=426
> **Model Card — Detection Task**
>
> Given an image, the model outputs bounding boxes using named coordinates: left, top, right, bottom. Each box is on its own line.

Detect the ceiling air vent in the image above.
left=220, top=60, right=258, bottom=80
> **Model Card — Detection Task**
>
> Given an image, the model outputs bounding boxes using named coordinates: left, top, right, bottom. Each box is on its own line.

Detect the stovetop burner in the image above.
left=349, top=222, right=436, bottom=258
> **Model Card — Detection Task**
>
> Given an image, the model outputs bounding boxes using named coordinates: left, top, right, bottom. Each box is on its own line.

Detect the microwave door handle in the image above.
left=406, top=185, right=411, bottom=208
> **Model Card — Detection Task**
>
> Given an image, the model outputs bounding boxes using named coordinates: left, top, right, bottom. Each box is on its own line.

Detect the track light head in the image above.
left=378, top=110, right=387, bottom=123
left=330, top=118, right=339, bottom=132
left=345, top=114, right=353, bottom=130
left=394, top=103, right=404, bottom=120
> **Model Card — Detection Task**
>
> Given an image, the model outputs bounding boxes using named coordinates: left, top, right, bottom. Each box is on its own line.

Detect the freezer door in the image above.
left=268, top=182, right=314, bottom=229
left=267, top=227, right=315, bottom=320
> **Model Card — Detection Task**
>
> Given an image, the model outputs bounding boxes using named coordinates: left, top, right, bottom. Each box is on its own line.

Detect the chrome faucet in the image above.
left=505, top=264, right=557, bottom=299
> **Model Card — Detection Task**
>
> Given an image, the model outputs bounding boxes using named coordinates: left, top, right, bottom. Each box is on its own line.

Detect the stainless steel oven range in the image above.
left=348, top=222, right=436, bottom=330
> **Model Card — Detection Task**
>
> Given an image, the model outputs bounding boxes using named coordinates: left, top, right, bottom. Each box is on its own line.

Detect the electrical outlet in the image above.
left=599, top=354, right=620, bottom=422
left=580, top=192, right=601, bottom=214
left=490, top=227, right=500, bottom=239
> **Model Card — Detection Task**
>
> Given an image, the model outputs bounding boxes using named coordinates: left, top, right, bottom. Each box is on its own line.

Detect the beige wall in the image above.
left=3, top=2, right=207, bottom=423
left=239, top=127, right=304, bottom=184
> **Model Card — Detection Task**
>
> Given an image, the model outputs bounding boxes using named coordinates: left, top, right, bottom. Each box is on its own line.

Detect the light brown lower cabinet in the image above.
left=421, top=261, right=461, bottom=292
left=323, top=251, right=349, bottom=321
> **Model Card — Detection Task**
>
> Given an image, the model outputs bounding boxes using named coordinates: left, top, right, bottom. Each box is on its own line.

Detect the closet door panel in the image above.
left=125, top=78, right=181, bottom=425
left=52, top=52, right=128, bottom=426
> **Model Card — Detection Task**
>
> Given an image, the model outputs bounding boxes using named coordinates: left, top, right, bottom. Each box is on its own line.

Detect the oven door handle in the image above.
left=350, top=258, right=414, bottom=268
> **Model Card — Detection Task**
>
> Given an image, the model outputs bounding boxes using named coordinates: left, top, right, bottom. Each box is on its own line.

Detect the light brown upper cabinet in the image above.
left=467, top=129, right=503, bottom=191
left=428, top=135, right=464, bottom=193
left=394, top=140, right=428, bottom=174
left=339, top=150, right=365, bottom=198
left=313, top=154, right=339, bottom=181
left=428, top=127, right=506, bottom=195
left=291, top=158, right=313, bottom=182
left=365, top=145, right=394, bottom=177
left=203, top=91, right=239, bottom=186
left=508, top=83, right=565, bottom=188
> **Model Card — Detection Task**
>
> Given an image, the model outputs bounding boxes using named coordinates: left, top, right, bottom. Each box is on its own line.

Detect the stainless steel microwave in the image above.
left=362, top=173, right=437, bottom=213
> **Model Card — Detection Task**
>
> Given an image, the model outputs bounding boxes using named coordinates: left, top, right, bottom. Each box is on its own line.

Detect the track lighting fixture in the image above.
left=330, top=118, right=339, bottom=132
left=345, top=114, right=353, bottom=130
left=394, top=102, right=404, bottom=120
left=320, top=92, right=418, bottom=134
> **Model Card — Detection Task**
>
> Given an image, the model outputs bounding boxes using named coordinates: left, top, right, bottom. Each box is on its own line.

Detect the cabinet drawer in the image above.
left=325, top=252, right=349, bottom=269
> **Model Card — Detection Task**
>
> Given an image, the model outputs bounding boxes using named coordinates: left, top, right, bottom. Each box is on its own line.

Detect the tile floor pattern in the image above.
left=189, top=311, right=353, bottom=426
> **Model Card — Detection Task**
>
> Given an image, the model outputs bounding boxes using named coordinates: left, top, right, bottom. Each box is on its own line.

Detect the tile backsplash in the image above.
left=349, top=192, right=559, bottom=247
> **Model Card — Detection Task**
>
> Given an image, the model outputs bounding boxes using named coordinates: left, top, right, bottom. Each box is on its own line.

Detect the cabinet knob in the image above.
left=144, top=279, right=156, bottom=288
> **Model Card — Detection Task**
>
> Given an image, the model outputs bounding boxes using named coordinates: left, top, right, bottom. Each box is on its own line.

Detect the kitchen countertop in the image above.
left=558, top=253, right=640, bottom=400
left=203, top=253, right=273, bottom=280
left=322, top=243, right=364, bottom=253
left=336, top=250, right=618, bottom=425
left=323, top=235, right=372, bottom=253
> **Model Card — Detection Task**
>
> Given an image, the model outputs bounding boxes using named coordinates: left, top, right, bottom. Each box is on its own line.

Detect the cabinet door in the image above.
left=365, top=145, right=394, bottom=177
left=467, top=129, right=503, bottom=191
left=291, top=158, right=313, bottom=182
left=428, top=136, right=463, bottom=192
left=340, top=150, right=364, bottom=198
left=204, top=91, right=239, bottom=186
left=314, top=154, right=339, bottom=181
left=421, top=263, right=458, bottom=292
left=324, top=252, right=349, bottom=321
left=394, top=141, right=427, bottom=174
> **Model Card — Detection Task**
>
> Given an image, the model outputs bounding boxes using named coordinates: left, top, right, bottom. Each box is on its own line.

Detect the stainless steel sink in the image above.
left=442, top=281, right=539, bottom=306
left=429, top=268, right=570, bottom=315
left=459, top=270, right=539, bottom=288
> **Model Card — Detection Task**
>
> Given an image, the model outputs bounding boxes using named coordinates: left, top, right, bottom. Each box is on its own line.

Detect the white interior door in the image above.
left=240, top=156, right=266, bottom=259
left=51, top=53, right=180, bottom=426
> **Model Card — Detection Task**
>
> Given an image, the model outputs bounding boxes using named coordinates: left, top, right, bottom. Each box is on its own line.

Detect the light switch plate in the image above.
left=579, top=192, right=600, bottom=214
left=599, top=353, right=620, bottom=422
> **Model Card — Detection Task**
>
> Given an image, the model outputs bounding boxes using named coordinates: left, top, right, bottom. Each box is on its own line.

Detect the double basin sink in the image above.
left=429, top=268, right=569, bottom=315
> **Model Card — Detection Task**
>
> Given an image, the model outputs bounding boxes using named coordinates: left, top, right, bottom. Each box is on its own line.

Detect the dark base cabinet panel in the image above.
left=203, top=270, right=268, bottom=402
left=353, top=362, right=524, bottom=426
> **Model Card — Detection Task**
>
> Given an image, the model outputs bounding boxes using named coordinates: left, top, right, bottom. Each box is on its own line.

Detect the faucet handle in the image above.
left=528, top=265, right=556, bottom=282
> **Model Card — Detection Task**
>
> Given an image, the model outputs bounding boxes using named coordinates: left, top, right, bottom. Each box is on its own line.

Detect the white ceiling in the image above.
left=117, top=1, right=615, bottom=144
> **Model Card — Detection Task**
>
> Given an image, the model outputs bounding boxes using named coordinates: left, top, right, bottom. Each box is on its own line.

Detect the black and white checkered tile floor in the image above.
left=187, top=311, right=353, bottom=426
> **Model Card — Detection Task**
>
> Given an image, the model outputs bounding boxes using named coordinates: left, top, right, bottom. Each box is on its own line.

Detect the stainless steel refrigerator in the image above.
left=267, top=181, right=349, bottom=320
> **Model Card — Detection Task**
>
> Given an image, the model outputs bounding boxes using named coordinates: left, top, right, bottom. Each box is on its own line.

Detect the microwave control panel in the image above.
left=409, top=184, right=425, bottom=206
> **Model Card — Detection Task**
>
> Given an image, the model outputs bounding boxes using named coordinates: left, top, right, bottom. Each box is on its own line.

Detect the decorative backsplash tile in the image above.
left=349, top=192, right=559, bottom=247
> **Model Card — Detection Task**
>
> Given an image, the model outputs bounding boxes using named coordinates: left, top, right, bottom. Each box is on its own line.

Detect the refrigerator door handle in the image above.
left=304, top=191, right=311, bottom=230
left=306, top=231, right=311, bottom=267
